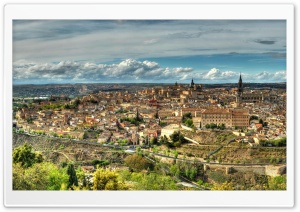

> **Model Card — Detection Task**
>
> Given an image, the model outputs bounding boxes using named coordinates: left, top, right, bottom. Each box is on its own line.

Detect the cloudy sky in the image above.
left=13, top=20, right=286, bottom=84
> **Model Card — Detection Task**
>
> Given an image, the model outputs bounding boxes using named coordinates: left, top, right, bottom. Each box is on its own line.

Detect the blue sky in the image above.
left=13, top=20, right=286, bottom=84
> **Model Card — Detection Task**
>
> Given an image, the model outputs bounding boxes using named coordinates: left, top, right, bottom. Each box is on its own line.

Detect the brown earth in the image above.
left=13, top=133, right=128, bottom=166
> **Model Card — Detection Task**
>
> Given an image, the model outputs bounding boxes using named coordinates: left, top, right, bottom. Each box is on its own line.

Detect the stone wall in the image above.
left=202, top=163, right=286, bottom=177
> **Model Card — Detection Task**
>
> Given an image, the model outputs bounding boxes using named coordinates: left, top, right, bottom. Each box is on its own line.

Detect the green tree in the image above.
left=13, top=162, right=69, bottom=190
left=67, top=163, right=78, bottom=189
left=13, top=143, right=43, bottom=168
left=170, top=131, right=187, bottom=145
left=184, top=118, right=194, bottom=128
left=124, top=154, right=154, bottom=172
left=93, top=168, right=128, bottom=190
left=150, top=137, right=158, bottom=145
left=210, top=123, right=218, bottom=129
left=218, top=123, right=226, bottom=130
left=182, top=112, right=192, bottom=123
left=250, top=115, right=258, bottom=121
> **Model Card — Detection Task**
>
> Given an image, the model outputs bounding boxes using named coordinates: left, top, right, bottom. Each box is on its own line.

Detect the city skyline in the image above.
left=13, top=20, right=286, bottom=84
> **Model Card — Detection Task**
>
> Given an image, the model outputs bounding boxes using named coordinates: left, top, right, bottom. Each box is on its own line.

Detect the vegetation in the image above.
left=93, top=168, right=128, bottom=190
left=260, top=137, right=286, bottom=147
left=13, top=162, right=69, bottom=190
left=119, top=170, right=178, bottom=190
left=169, top=131, right=187, bottom=147
left=250, top=115, right=258, bottom=121
left=212, top=182, right=234, bottom=190
left=182, top=113, right=194, bottom=128
left=268, top=175, right=286, bottom=190
left=259, top=119, right=268, bottom=127
left=205, top=123, right=226, bottom=130
left=120, top=117, right=143, bottom=126
left=116, top=108, right=129, bottom=114
left=67, top=163, right=78, bottom=189
left=91, top=159, right=110, bottom=167
left=12, top=132, right=287, bottom=191
left=40, top=103, right=64, bottom=110
left=13, top=143, right=43, bottom=168
left=150, top=137, right=158, bottom=145
left=208, top=171, right=228, bottom=183
left=124, top=154, right=154, bottom=171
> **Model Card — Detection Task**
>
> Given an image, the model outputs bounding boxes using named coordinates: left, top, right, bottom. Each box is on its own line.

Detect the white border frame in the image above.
left=3, top=3, right=294, bottom=207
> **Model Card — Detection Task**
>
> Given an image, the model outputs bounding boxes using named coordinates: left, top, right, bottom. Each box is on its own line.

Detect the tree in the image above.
left=124, top=154, right=154, bottom=171
left=210, top=123, right=217, bottom=129
left=170, top=131, right=187, bottom=145
left=67, top=163, right=78, bottom=189
left=13, top=162, right=69, bottom=190
left=182, top=112, right=192, bottom=123
left=259, top=119, right=264, bottom=125
left=64, top=104, right=71, bottom=109
left=150, top=137, right=158, bottom=145
left=73, top=99, right=81, bottom=108
left=218, top=123, right=226, bottom=130
left=184, top=118, right=194, bottom=128
left=159, top=135, right=169, bottom=144
left=13, top=143, right=43, bottom=168
left=212, top=182, right=234, bottom=190
left=93, top=168, right=128, bottom=190
left=250, top=115, right=258, bottom=121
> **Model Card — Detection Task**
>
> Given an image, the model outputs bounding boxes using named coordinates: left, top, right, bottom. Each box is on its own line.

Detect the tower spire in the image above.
left=238, top=73, right=243, bottom=95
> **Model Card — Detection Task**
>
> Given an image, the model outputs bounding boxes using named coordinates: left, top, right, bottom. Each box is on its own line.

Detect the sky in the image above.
left=13, top=20, right=286, bottom=84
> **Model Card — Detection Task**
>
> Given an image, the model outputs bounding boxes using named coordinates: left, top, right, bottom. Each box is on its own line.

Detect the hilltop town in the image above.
left=14, top=75, right=286, bottom=148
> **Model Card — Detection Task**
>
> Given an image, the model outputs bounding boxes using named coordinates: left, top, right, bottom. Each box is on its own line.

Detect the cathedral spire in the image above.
left=190, top=78, right=195, bottom=88
left=238, top=73, right=243, bottom=95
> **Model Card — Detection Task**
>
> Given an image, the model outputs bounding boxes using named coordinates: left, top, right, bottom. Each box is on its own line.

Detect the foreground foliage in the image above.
left=13, top=162, right=69, bottom=190
left=93, top=168, right=128, bottom=190
left=119, top=170, right=178, bottom=190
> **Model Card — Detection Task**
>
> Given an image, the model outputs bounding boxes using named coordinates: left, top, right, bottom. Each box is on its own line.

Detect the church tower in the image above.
left=236, top=73, right=243, bottom=106
left=190, top=78, right=195, bottom=88
left=238, top=73, right=243, bottom=96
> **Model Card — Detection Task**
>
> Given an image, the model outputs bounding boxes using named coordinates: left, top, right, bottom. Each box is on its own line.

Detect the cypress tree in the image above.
left=67, top=163, right=78, bottom=189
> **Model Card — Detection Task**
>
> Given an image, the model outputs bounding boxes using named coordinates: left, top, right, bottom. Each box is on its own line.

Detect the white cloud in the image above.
left=191, top=68, right=286, bottom=83
left=13, top=59, right=286, bottom=84
left=13, top=59, right=194, bottom=83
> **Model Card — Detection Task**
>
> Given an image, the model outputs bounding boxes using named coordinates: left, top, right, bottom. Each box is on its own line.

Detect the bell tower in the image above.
left=238, top=73, right=243, bottom=96
left=236, top=73, right=243, bottom=106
